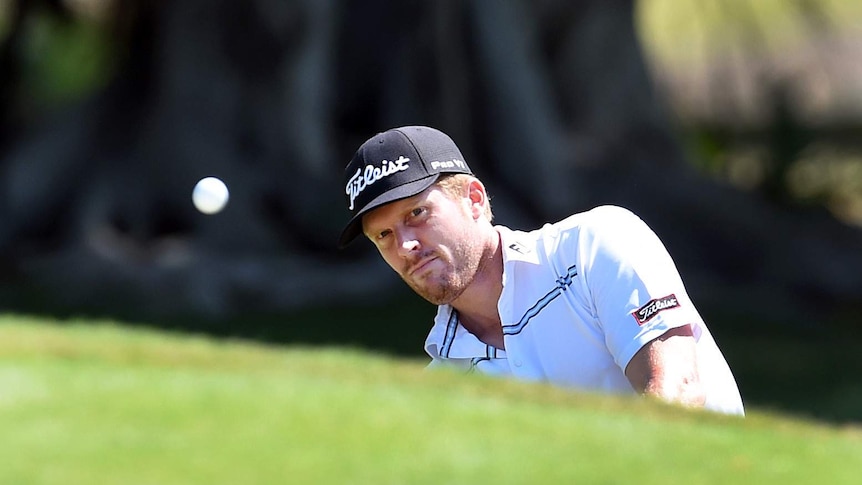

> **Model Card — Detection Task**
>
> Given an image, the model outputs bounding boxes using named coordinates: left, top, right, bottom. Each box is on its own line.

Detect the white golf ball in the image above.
left=192, top=177, right=229, bottom=214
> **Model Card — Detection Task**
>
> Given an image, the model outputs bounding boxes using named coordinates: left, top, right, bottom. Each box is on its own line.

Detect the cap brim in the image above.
left=337, top=174, right=441, bottom=248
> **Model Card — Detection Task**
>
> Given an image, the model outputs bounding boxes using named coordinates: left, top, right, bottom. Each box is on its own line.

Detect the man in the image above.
left=339, top=125, right=744, bottom=415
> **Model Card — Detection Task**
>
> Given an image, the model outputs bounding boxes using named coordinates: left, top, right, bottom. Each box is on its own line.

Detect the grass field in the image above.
left=1, top=315, right=860, bottom=484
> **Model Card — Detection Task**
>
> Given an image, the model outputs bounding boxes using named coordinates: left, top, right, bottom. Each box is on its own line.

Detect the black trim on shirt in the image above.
left=502, top=264, right=578, bottom=336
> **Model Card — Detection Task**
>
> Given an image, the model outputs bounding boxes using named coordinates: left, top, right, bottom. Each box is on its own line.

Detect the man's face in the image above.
left=362, top=183, right=486, bottom=305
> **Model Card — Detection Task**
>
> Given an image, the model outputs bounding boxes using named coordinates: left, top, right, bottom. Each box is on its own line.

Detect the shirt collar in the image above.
left=496, top=225, right=540, bottom=265
left=424, top=305, right=492, bottom=359
left=424, top=226, right=536, bottom=360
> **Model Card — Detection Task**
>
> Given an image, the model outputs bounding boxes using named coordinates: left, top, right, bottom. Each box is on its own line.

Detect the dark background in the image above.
left=1, top=0, right=860, bottom=423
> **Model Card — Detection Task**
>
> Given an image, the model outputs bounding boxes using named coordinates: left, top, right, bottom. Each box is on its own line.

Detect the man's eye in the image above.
left=377, top=229, right=391, bottom=240
left=410, top=207, right=426, bottom=218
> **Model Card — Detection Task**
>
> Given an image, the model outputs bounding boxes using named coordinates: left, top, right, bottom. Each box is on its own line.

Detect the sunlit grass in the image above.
left=637, top=0, right=862, bottom=65
left=636, top=0, right=862, bottom=227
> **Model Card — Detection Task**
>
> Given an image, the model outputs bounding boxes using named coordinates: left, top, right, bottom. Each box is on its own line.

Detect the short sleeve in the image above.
left=576, top=206, right=703, bottom=370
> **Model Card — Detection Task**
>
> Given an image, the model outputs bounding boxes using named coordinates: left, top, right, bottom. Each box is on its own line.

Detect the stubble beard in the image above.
left=404, top=234, right=488, bottom=306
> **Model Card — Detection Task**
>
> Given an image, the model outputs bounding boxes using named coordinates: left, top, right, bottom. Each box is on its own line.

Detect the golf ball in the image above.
left=192, top=177, right=229, bottom=214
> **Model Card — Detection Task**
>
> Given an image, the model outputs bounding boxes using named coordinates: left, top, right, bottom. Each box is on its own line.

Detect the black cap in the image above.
left=338, top=126, right=472, bottom=248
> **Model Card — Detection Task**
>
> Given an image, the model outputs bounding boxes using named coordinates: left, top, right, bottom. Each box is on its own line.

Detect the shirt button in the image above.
left=513, top=359, right=523, bottom=367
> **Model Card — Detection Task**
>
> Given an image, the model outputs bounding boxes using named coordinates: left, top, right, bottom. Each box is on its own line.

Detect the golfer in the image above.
left=339, top=125, right=744, bottom=415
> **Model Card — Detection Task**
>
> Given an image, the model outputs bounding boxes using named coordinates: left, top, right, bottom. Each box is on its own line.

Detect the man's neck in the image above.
left=450, top=229, right=505, bottom=348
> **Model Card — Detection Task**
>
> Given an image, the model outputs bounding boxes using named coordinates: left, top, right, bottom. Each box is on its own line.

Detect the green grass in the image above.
left=1, top=315, right=860, bottom=484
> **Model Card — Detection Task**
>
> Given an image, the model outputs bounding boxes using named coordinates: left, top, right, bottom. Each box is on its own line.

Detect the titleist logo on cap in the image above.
left=345, top=156, right=411, bottom=210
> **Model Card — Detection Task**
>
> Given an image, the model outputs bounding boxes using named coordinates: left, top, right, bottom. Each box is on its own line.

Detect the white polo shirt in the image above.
left=424, top=205, right=744, bottom=415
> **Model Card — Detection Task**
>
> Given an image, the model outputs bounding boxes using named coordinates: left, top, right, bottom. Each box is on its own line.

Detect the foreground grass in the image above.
left=1, top=315, right=860, bottom=484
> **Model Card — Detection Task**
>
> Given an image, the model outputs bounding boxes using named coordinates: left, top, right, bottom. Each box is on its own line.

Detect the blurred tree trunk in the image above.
left=0, top=0, right=859, bottom=333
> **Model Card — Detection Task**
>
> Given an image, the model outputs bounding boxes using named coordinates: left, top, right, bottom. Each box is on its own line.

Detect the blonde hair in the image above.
left=435, top=173, right=494, bottom=222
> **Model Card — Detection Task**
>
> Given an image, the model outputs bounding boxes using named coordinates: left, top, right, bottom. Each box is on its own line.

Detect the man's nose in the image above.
left=396, top=230, right=420, bottom=257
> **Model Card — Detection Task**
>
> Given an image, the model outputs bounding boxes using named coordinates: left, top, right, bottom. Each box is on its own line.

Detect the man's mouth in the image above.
left=408, top=256, right=438, bottom=276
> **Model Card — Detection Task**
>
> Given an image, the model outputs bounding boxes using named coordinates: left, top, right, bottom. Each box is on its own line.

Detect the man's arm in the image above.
left=624, top=324, right=707, bottom=407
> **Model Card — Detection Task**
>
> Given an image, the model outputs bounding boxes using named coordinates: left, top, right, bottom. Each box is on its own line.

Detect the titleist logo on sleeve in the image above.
left=632, top=294, right=680, bottom=326
left=345, top=156, right=410, bottom=210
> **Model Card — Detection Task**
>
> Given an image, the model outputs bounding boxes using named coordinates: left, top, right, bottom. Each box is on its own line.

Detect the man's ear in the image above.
left=466, top=179, right=487, bottom=220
